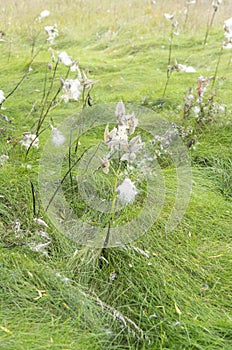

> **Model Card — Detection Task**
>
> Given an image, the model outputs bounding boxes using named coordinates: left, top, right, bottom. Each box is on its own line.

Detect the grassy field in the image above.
left=0, top=0, right=232, bottom=349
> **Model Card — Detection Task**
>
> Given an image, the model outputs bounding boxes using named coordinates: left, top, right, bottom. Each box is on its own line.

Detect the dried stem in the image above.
left=204, top=6, right=218, bottom=45
left=30, top=181, right=37, bottom=216
left=162, top=31, right=174, bottom=98
left=45, top=148, right=89, bottom=212
left=0, top=50, right=40, bottom=108
left=100, top=161, right=122, bottom=262
left=68, top=131, right=74, bottom=190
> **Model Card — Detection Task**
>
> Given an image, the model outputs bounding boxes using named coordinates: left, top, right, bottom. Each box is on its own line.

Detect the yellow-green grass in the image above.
left=0, top=1, right=232, bottom=349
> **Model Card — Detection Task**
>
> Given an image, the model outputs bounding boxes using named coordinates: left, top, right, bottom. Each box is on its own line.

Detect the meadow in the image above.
left=0, top=0, right=232, bottom=349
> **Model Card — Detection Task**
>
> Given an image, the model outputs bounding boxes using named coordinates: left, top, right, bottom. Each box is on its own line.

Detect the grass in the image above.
left=0, top=0, right=232, bottom=349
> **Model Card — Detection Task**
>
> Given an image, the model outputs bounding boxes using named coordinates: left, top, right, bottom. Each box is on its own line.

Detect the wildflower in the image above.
left=197, top=75, right=209, bottom=102
left=70, top=60, right=79, bottom=72
left=120, top=135, right=143, bottom=162
left=0, top=154, right=9, bottom=166
left=116, top=178, right=139, bottom=204
left=164, top=13, right=179, bottom=35
left=115, top=100, right=126, bottom=118
left=20, top=132, right=39, bottom=149
left=44, top=24, right=58, bottom=44
left=98, top=156, right=110, bottom=174
left=172, top=20, right=179, bottom=35
left=127, top=113, right=138, bottom=134
left=58, top=51, right=72, bottom=66
left=104, top=123, right=127, bottom=150
left=104, top=123, right=112, bottom=143
left=51, top=126, right=65, bottom=146
left=184, top=88, right=195, bottom=114
left=77, top=67, right=97, bottom=90
left=105, top=125, right=128, bottom=151
left=60, top=78, right=82, bottom=103
left=115, top=101, right=138, bottom=134
left=0, top=90, right=5, bottom=104
left=37, top=10, right=50, bottom=22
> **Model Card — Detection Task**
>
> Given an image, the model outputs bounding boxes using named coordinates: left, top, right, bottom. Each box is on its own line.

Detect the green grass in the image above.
left=1, top=0, right=232, bottom=349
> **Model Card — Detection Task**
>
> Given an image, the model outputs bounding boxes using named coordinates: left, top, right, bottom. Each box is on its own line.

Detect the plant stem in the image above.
left=211, top=46, right=223, bottom=92
left=162, top=31, right=173, bottom=98
left=0, top=50, right=40, bottom=108
left=45, top=148, right=89, bottom=212
left=25, top=127, right=47, bottom=158
left=30, top=64, right=70, bottom=153
left=204, top=7, right=217, bottom=45
left=68, top=131, right=74, bottom=190
left=100, top=161, right=122, bottom=259
left=183, top=4, right=189, bottom=31
left=30, top=181, right=37, bottom=216
left=207, top=46, right=223, bottom=119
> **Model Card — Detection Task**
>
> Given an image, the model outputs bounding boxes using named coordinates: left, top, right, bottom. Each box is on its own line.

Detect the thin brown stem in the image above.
left=162, top=31, right=174, bottom=98
left=204, top=7, right=217, bottom=45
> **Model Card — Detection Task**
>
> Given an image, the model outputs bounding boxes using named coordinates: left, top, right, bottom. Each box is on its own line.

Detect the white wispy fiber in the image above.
left=186, top=0, right=196, bottom=4
left=51, top=126, right=66, bottom=146
left=174, top=61, right=196, bottom=73
left=115, top=100, right=126, bottom=118
left=20, top=132, right=39, bottom=149
left=33, top=218, right=48, bottom=228
left=44, top=24, right=58, bottom=44
left=120, top=135, right=143, bottom=162
left=30, top=241, right=50, bottom=255
left=37, top=10, right=50, bottom=22
left=58, top=51, right=72, bottom=66
left=61, top=78, right=82, bottom=103
left=116, top=178, right=139, bottom=204
left=0, top=90, right=5, bottom=104
left=164, top=13, right=174, bottom=20
left=223, top=17, right=232, bottom=49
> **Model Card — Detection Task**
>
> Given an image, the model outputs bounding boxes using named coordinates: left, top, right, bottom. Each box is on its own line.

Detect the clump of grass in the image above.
left=0, top=1, right=232, bottom=349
